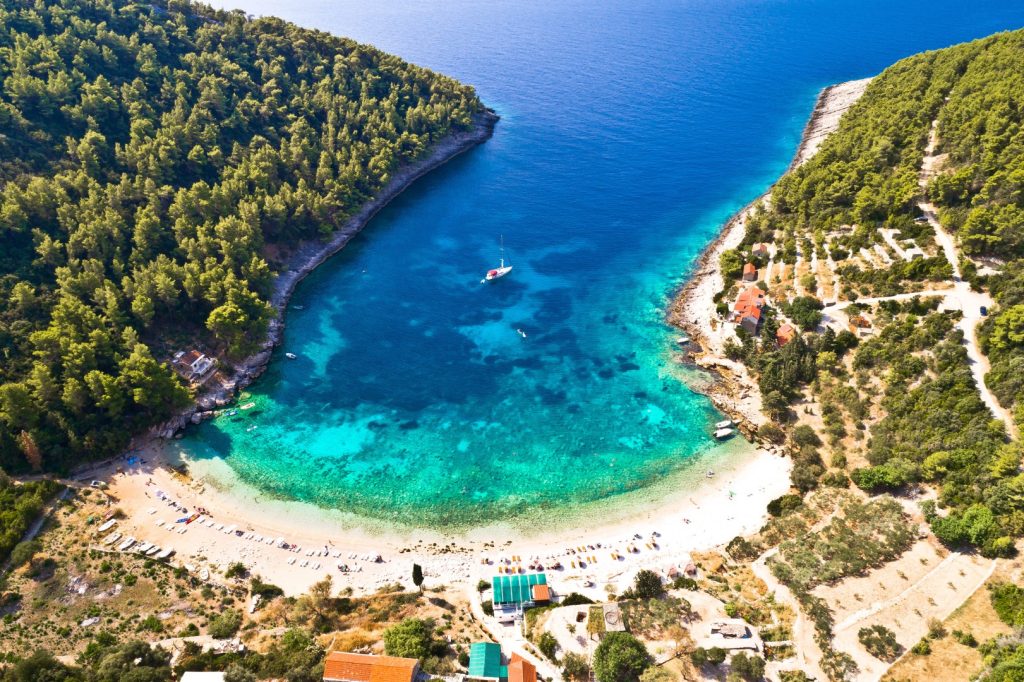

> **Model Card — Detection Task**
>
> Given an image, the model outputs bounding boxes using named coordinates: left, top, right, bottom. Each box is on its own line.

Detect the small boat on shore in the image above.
left=482, top=235, right=513, bottom=282
left=676, top=336, right=690, bottom=345
left=240, top=402, right=256, bottom=410
left=715, top=419, right=734, bottom=429
left=714, top=427, right=734, bottom=440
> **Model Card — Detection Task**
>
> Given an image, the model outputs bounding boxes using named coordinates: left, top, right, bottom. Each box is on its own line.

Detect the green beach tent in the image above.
left=468, top=641, right=505, bottom=680
left=490, top=573, right=547, bottom=607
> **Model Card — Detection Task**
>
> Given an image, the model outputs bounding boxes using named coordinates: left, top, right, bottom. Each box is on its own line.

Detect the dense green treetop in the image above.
left=0, top=0, right=483, bottom=472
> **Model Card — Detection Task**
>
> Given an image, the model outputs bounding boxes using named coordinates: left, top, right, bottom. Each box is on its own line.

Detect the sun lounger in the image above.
left=313, top=563, right=320, bottom=570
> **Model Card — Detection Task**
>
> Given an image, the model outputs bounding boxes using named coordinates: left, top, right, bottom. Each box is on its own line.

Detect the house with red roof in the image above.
left=742, top=262, right=758, bottom=281
left=323, top=652, right=420, bottom=682
left=730, top=286, right=766, bottom=335
left=776, top=323, right=797, bottom=346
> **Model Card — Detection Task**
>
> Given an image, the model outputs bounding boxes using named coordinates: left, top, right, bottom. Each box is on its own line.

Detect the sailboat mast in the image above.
left=499, top=234, right=505, bottom=268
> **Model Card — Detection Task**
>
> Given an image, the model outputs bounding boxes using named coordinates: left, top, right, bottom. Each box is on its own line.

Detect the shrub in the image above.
left=8, top=540, right=41, bottom=568
left=631, top=570, right=664, bottom=599
left=561, top=592, right=595, bottom=606
left=911, top=638, right=931, bottom=655
left=208, top=610, right=242, bottom=639
left=477, top=579, right=489, bottom=593
left=767, top=494, right=803, bottom=517
left=562, top=652, right=591, bottom=682
left=779, top=672, right=814, bottom=682
left=225, top=562, right=248, bottom=579
left=638, top=666, right=675, bottom=682
left=224, top=665, right=257, bottom=682
left=139, top=614, right=163, bottom=633
left=729, top=651, right=766, bottom=681
left=383, top=618, right=436, bottom=660
left=593, top=632, right=652, bottom=682
left=726, top=536, right=759, bottom=561
left=852, top=460, right=918, bottom=492
left=990, top=583, right=1024, bottom=627
left=251, top=578, right=284, bottom=601
left=758, top=423, right=786, bottom=444
left=538, top=631, right=557, bottom=661
left=791, top=425, right=822, bottom=448
left=858, top=624, right=903, bottom=661
left=952, top=629, right=978, bottom=647
left=671, top=576, right=697, bottom=591
left=481, top=600, right=494, bottom=616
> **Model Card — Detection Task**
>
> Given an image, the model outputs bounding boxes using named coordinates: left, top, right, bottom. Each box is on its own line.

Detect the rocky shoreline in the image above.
left=668, top=79, right=871, bottom=440
left=149, top=109, right=500, bottom=440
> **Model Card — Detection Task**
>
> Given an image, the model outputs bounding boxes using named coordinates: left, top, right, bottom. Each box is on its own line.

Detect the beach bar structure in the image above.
left=468, top=642, right=506, bottom=681
left=491, top=573, right=548, bottom=608
left=323, top=652, right=420, bottom=682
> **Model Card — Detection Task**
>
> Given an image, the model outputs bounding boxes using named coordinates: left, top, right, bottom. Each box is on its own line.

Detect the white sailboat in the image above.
left=482, top=235, right=513, bottom=282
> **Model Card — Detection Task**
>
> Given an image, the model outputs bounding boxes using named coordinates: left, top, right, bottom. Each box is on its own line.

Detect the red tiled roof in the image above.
left=323, top=652, right=419, bottom=682
left=850, top=315, right=871, bottom=328
left=508, top=655, right=537, bottom=682
left=733, top=287, right=766, bottom=322
left=180, top=349, right=204, bottom=365
left=776, top=323, right=797, bottom=345
left=743, top=263, right=756, bottom=274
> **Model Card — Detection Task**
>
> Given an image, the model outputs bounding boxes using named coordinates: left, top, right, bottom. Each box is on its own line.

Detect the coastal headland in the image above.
left=668, top=78, right=872, bottom=437
left=145, top=109, right=502, bottom=441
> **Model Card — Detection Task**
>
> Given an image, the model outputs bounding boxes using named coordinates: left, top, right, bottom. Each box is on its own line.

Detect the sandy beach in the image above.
left=98, top=438, right=790, bottom=598
left=668, top=77, right=872, bottom=434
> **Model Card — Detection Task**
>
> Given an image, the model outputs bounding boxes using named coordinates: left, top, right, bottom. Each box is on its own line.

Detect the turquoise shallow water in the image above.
left=185, top=0, right=1024, bottom=529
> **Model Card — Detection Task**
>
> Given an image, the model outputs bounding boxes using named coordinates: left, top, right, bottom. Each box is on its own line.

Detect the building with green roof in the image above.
left=468, top=642, right=506, bottom=681
left=491, top=573, right=548, bottom=608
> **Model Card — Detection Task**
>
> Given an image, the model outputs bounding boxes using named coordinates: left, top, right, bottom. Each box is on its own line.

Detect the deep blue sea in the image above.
left=184, top=0, right=1024, bottom=528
